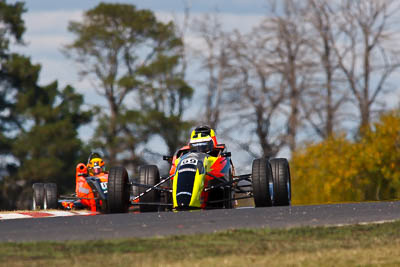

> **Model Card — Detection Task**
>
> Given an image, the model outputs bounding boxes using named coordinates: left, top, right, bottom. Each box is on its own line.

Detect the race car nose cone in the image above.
left=176, top=167, right=196, bottom=208
left=177, top=193, right=191, bottom=207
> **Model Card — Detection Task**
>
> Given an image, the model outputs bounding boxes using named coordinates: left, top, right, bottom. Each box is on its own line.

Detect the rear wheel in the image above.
left=32, top=183, right=45, bottom=210
left=107, top=167, right=130, bottom=213
left=270, top=158, right=291, bottom=206
left=44, top=183, right=58, bottom=209
left=251, top=158, right=273, bottom=207
left=138, top=165, right=160, bottom=212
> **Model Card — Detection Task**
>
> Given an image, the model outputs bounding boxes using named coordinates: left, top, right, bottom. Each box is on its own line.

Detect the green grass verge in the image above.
left=1, top=221, right=400, bottom=267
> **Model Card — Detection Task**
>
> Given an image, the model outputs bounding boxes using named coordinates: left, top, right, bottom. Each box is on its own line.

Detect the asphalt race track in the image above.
left=1, top=201, right=400, bottom=242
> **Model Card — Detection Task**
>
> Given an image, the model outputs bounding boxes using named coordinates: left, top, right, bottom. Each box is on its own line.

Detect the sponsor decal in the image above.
left=79, top=187, right=90, bottom=194
left=191, top=142, right=208, bottom=147
left=191, top=136, right=212, bottom=143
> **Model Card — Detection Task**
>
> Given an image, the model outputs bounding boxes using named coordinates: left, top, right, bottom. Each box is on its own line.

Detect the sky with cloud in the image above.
left=8, top=2, right=265, bottom=99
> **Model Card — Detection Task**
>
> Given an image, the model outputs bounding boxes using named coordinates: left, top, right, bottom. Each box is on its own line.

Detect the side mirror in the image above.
left=221, top=152, right=231, bottom=157
left=163, top=155, right=173, bottom=163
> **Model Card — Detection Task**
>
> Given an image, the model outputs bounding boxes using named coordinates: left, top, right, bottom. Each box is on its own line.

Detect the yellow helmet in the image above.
left=189, top=126, right=217, bottom=153
left=87, top=152, right=105, bottom=175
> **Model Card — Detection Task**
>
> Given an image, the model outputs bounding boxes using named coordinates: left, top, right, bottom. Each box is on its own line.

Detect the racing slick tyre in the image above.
left=270, top=158, right=291, bottom=206
left=107, top=167, right=130, bottom=213
left=138, top=165, right=161, bottom=212
left=251, top=158, right=273, bottom=207
left=32, top=183, right=45, bottom=210
left=44, top=183, right=58, bottom=209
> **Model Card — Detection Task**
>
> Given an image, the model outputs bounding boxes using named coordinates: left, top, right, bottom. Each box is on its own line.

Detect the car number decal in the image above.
left=181, top=158, right=198, bottom=165
left=100, top=182, right=108, bottom=193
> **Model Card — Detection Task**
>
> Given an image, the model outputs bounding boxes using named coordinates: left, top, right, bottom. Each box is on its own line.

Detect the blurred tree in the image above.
left=0, top=1, right=26, bottom=167
left=192, top=13, right=233, bottom=130
left=301, top=0, right=348, bottom=139
left=291, top=135, right=360, bottom=204
left=330, top=0, right=400, bottom=134
left=264, top=0, right=315, bottom=153
left=228, top=28, right=287, bottom=159
left=0, top=1, right=92, bottom=209
left=357, top=111, right=400, bottom=200
left=0, top=1, right=25, bottom=57
left=136, top=52, right=193, bottom=155
left=65, top=3, right=192, bottom=169
left=291, top=109, right=400, bottom=204
left=0, top=0, right=27, bottom=209
left=0, top=54, right=92, bottom=209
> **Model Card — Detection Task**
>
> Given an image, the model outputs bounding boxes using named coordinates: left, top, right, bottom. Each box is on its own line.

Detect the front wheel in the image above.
left=251, top=158, right=274, bottom=207
left=107, top=167, right=130, bottom=213
left=270, top=158, right=291, bottom=206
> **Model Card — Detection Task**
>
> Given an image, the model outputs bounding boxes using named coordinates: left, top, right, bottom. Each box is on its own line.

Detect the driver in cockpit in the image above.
left=188, top=125, right=218, bottom=155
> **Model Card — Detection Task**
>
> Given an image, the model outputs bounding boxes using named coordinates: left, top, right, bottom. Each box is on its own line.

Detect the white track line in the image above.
left=0, top=213, right=32, bottom=220
left=0, top=211, right=98, bottom=220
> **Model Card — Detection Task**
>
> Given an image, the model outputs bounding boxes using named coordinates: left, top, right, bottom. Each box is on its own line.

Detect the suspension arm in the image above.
left=131, top=174, right=173, bottom=201
left=130, top=181, right=171, bottom=193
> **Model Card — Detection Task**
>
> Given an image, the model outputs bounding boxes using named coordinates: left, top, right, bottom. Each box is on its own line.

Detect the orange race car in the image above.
left=32, top=153, right=109, bottom=212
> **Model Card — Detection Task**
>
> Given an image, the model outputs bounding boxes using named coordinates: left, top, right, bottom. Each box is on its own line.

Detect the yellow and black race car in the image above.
left=106, top=126, right=292, bottom=213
